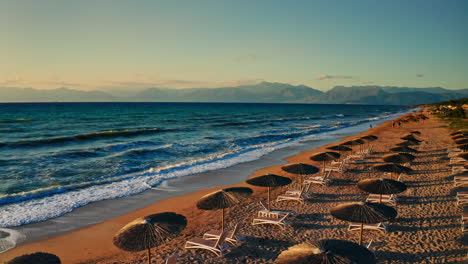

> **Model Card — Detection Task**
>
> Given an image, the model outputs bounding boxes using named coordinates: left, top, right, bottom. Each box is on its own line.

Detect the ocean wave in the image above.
left=0, top=109, right=412, bottom=227
left=0, top=118, right=33, bottom=124
left=0, top=128, right=179, bottom=149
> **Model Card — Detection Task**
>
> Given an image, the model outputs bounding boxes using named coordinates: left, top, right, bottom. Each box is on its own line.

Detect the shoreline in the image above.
left=0, top=109, right=417, bottom=263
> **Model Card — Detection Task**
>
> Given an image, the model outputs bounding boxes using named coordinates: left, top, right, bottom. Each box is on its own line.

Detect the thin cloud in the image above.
left=315, top=74, right=354, bottom=80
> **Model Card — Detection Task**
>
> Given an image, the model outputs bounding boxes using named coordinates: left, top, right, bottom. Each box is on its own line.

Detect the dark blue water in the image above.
left=0, top=102, right=409, bottom=226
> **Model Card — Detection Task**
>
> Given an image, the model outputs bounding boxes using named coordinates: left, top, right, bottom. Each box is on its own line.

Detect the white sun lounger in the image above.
left=366, top=193, right=397, bottom=205
left=252, top=211, right=291, bottom=229
left=185, top=230, right=230, bottom=257
left=203, top=222, right=245, bottom=245
left=304, top=170, right=331, bottom=186
left=276, top=185, right=308, bottom=203
left=348, top=222, right=388, bottom=234
left=325, top=161, right=346, bottom=174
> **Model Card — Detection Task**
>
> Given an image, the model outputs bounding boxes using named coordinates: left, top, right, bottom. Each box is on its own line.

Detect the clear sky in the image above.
left=1, top=0, right=467, bottom=91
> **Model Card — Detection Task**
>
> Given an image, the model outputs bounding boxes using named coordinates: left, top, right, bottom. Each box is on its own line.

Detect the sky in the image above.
left=1, top=0, right=467, bottom=91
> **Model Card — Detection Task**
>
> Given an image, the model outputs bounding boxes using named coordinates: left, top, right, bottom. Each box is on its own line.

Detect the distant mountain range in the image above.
left=1, top=82, right=467, bottom=105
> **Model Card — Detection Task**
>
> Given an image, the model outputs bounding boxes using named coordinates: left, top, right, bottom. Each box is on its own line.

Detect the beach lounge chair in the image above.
left=276, top=185, right=308, bottom=203
left=456, top=191, right=468, bottom=205
left=454, top=176, right=468, bottom=187
left=304, top=170, right=331, bottom=186
left=366, top=193, right=397, bottom=205
left=348, top=222, right=388, bottom=234
left=325, top=161, right=346, bottom=174
left=203, top=222, right=245, bottom=245
left=165, top=253, right=177, bottom=264
left=185, top=230, right=230, bottom=257
left=258, top=200, right=296, bottom=216
left=252, top=211, right=291, bottom=229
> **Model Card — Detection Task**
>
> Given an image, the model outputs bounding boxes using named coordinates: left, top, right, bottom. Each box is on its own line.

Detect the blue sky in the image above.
left=1, top=0, right=467, bottom=91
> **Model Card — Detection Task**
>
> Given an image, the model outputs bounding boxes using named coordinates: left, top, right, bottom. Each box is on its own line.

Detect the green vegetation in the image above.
left=427, top=97, right=468, bottom=130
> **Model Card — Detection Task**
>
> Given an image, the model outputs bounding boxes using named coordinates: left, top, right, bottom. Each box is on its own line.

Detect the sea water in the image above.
left=0, top=102, right=410, bottom=227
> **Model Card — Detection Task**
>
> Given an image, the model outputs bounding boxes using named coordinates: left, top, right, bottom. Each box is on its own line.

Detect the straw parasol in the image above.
left=450, top=131, right=465, bottom=136
left=357, top=178, right=407, bottom=203
left=361, top=135, right=379, bottom=151
left=113, top=212, right=187, bottom=264
left=197, top=187, right=252, bottom=231
left=452, top=135, right=466, bottom=141
left=390, top=146, right=418, bottom=153
left=458, top=143, right=468, bottom=151
left=458, top=152, right=468, bottom=161
left=401, top=134, right=420, bottom=141
left=275, top=239, right=376, bottom=264
left=396, top=140, right=419, bottom=146
left=6, top=252, right=61, bottom=264
left=342, top=139, right=365, bottom=151
left=282, top=163, right=319, bottom=185
left=310, top=152, right=341, bottom=173
left=246, top=174, right=292, bottom=211
left=455, top=139, right=468, bottom=145
left=326, top=145, right=353, bottom=152
left=330, top=202, right=397, bottom=245
left=372, top=163, right=412, bottom=179
left=410, top=131, right=421, bottom=135
left=383, top=153, right=415, bottom=164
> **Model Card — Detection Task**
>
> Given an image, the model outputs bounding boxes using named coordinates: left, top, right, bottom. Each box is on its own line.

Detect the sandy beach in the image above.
left=1, top=108, right=466, bottom=263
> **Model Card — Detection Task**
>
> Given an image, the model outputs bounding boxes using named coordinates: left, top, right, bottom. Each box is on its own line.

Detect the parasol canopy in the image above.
left=330, top=202, right=397, bottom=245
left=458, top=152, right=468, bottom=160
left=361, top=135, right=378, bottom=141
left=401, top=134, right=420, bottom=141
left=383, top=153, right=415, bottom=164
left=358, top=178, right=407, bottom=195
left=372, top=163, right=413, bottom=174
left=326, top=145, right=353, bottom=152
left=396, top=140, right=419, bottom=146
left=282, top=163, right=320, bottom=175
left=246, top=174, right=292, bottom=211
left=410, top=131, right=421, bottom=135
left=455, top=139, right=468, bottom=145
left=459, top=144, right=468, bottom=151
left=275, top=239, right=376, bottom=264
left=6, top=252, right=61, bottom=264
left=390, top=146, right=418, bottom=153
left=197, top=187, right=252, bottom=231
left=113, top=212, right=187, bottom=264
left=310, top=152, right=341, bottom=173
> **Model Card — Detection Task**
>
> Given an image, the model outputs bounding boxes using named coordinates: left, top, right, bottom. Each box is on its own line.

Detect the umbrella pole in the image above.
left=147, top=248, right=151, bottom=264
left=267, top=187, right=271, bottom=211
left=323, top=161, right=326, bottom=174
left=222, top=208, right=225, bottom=231
left=379, top=194, right=382, bottom=203
left=359, top=223, right=364, bottom=246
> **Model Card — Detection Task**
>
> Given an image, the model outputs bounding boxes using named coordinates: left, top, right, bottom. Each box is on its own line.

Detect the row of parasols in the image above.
left=3, top=131, right=428, bottom=264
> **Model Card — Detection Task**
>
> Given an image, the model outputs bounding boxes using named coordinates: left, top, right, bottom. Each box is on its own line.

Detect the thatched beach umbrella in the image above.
left=358, top=178, right=407, bottom=203
left=410, top=131, right=421, bottom=135
left=372, top=163, right=412, bottom=179
left=310, top=152, right=341, bottom=173
left=458, top=152, right=468, bottom=161
left=450, top=131, right=466, bottom=136
left=401, top=134, right=420, bottom=141
left=458, top=143, right=468, bottom=151
left=390, top=146, right=418, bottom=153
left=113, top=212, right=187, bottom=264
left=282, top=163, right=319, bottom=185
left=396, top=139, right=420, bottom=146
left=246, top=174, right=292, bottom=211
left=361, top=135, right=379, bottom=151
left=455, top=139, right=468, bottom=145
left=275, top=239, right=376, bottom=264
left=6, top=252, right=61, bottom=264
left=452, top=135, right=466, bottom=141
left=327, top=145, right=353, bottom=152
left=383, top=153, right=415, bottom=164
left=330, top=202, right=397, bottom=245
left=342, top=139, right=365, bottom=151
left=197, top=187, right=252, bottom=231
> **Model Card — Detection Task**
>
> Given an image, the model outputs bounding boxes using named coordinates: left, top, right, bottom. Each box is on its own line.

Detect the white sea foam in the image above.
left=0, top=110, right=412, bottom=227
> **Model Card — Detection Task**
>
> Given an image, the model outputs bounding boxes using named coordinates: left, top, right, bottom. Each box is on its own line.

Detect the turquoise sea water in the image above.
left=0, top=102, right=410, bottom=227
